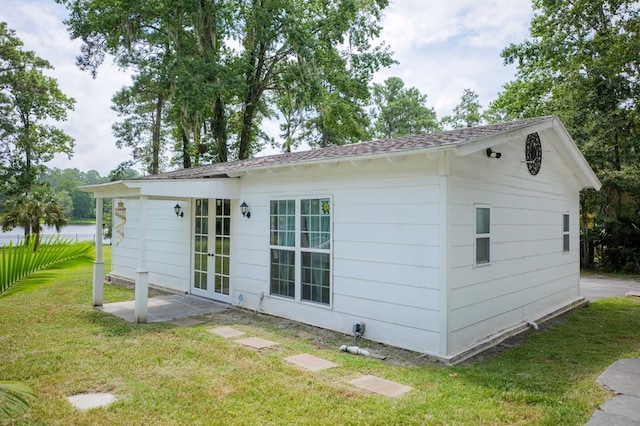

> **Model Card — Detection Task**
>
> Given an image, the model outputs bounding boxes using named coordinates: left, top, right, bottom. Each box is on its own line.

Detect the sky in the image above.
left=1, top=0, right=534, bottom=176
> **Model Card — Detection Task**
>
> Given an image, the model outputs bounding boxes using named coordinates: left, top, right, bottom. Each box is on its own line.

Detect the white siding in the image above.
left=447, top=129, right=582, bottom=354
left=111, top=198, right=191, bottom=293
left=233, top=156, right=444, bottom=354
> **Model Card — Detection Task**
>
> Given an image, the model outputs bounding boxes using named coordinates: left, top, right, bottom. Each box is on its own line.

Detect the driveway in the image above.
left=580, top=276, right=640, bottom=300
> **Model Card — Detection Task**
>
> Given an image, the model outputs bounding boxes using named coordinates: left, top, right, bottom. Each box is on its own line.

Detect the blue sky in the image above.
left=1, top=0, right=533, bottom=175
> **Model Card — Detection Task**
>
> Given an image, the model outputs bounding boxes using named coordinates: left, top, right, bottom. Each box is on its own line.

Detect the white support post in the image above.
left=134, top=195, right=149, bottom=323
left=92, top=197, right=105, bottom=306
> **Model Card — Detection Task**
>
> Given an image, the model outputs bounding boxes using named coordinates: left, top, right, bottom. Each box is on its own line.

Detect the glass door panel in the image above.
left=192, top=198, right=231, bottom=302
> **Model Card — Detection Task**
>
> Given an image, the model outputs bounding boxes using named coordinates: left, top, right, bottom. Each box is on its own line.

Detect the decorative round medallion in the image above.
left=525, top=132, right=542, bottom=175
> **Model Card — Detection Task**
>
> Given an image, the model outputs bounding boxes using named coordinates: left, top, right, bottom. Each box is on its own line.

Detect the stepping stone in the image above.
left=350, top=375, right=412, bottom=398
left=235, top=337, right=279, bottom=349
left=208, top=326, right=246, bottom=338
left=285, top=353, right=338, bottom=372
left=67, top=393, right=117, bottom=410
left=170, top=318, right=204, bottom=327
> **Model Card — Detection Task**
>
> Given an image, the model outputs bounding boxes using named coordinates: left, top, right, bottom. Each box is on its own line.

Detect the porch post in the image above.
left=92, top=197, right=104, bottom=306
left=134, top=195, right=149, bottom=323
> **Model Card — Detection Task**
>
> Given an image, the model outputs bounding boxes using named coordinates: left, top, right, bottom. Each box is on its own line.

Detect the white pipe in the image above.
left=525, top=320, right=539, bottom=330
left=255, top=291, right=264, bottom=313
left=340, top=344, right=370, bottom=357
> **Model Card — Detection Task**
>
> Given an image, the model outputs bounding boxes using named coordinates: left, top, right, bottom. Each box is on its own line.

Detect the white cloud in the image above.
left=376, top=0, right=532, bottom=118
left=1, top=0, right=132, bottom=176
left=1, top=0, right=533, bottom=174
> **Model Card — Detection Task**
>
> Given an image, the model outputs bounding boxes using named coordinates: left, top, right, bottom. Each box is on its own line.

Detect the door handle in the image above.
left=207, top=253, right=215, bottom=257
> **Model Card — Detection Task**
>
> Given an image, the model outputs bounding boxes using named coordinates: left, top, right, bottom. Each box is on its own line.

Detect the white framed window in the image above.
left=270, top=200, right=296, bottom=298
left=269, top=197, right=332, bottom=305
left=563, top=213, right=570, bottom=252
left=475, top=205, right=491, bottom=265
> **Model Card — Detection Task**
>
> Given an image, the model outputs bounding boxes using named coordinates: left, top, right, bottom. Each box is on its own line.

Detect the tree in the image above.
left=42, top=168, right=102, bottom=219
left=440, top=89, right=484, bottom=129
left=112, top=76, right=170, bottom=175
left=0, top=23, right=75, bottom=196
left=489, top=0, right=640, bottom=271
left=0, top=382, right=35, bottom=419
left=1, top=186, right=67, bottom=250
left=370, top=76, right=439, bottom=139
left=57, top=0, right=394, bottom=164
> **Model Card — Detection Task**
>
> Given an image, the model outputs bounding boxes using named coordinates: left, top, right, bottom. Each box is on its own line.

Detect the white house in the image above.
left=82, top=116, right=601, bottom=363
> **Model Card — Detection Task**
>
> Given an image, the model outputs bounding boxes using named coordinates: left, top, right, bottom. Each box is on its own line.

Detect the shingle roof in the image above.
left=146, top=116, right=553, bottom=180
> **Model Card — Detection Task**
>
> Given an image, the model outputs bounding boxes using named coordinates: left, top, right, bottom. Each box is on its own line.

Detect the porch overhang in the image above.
left=80, top=177, right=240, bottom=200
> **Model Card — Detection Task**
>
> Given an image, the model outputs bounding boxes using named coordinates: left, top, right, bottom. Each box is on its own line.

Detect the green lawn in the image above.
left=1, top=247, right=639, bottom=425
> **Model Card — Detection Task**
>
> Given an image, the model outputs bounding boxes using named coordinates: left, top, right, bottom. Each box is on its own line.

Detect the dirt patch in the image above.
left=199, top=304, right=577, bottom=368
left=199, top=307, right=447, bottom=367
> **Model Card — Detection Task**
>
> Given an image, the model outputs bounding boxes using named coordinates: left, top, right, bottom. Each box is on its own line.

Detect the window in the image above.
left=301, top=199, right=331, bottom=304
left=475, top=206, right=491, bottom=265
left=269, top=197, right=332, bottom=305
left=563, top=213, right=570, bottom=252
left=270, top=200, right=295, bottom=298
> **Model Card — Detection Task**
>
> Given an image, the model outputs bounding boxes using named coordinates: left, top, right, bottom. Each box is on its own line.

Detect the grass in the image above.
left=0, top=247, right=639, bottom=425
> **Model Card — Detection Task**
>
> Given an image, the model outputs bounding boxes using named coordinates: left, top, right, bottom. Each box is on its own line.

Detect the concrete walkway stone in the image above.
left=235, top=337, right=279, bottom=349
left=67, top=393, right=117, bottom=411
left=350, top=375, right=412, bottom=398
left=208, top=326, right=246, bottom=338
left=285, top=353, right=338, bottom=372
left=587, top=358, right=640, bottom=425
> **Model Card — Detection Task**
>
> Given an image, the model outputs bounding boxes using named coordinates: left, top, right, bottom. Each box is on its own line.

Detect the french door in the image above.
left=192, top=198, right=231, bottom=302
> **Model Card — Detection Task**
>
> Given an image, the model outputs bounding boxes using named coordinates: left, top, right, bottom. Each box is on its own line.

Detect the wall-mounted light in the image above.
left=174, top=203, right=184, bottom=217
left=240, top=201, right=251, bottom=219
left=486, top=148, right=502, bottom=159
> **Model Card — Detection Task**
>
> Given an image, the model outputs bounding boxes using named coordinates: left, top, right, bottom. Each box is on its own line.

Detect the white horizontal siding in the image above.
left=110, top=198, right=191, bottom=293
left=232, top=156, right=444, bottom=354
left=446, top=130, right=583, bottom=355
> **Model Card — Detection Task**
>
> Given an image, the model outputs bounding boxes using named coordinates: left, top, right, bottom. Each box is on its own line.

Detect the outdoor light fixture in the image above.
left=240, top=201, right=251, bottom=219
left=486, top=148, right=502, bottom=159
left=174, top=203, right=184, bottom=218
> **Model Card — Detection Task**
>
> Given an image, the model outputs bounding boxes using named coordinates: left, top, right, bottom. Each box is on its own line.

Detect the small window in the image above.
left=476, top=206, right=491, bottom=264
left=563, top=213, right=570, bottom=252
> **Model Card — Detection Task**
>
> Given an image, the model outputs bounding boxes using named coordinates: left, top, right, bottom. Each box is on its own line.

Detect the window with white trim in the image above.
left=563, top=213, right=570, bottom=252
left=475, top=206, right=491, bottom=265
left=270, top=198, right=332, bottom=305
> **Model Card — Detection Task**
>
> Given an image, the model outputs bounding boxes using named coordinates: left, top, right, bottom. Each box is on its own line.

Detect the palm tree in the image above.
left=0, top=186, right=67, bottom=250
left=0, top=382, right=34, bottom=418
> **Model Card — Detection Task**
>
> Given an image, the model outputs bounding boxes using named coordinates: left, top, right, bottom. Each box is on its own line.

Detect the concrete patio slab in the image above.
left=97, top=294, right=228, bottom=323
left=588, top=358, right=640, bottom=425
left=67, top=393, right=117, bottom=411
left=626, top=291, right=640, bottom=299
left=350, top=375, right=412, bottom=398
left=599, top=395, right=640, bottom=422
left=235, top=337, right=279, bottom=349
left=597, top=359, right=640, bottom=397
left=285, top=353, right=338, bottom=372
left=208, top=326, right=246, bottom=338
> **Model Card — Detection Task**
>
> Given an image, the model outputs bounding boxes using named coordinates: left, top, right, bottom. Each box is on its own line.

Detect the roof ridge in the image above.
left=146, top=116, right=554, bottom=180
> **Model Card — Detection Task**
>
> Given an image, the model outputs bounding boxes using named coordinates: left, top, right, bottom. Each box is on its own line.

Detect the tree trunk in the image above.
left=212, top=95, right=227, bottom=163
left=151, top=93, right=164, bottom=175
left=181, top=125, right=191, bottom=169
left=613, top=132, right=621, bottom=171
left=239, top=101, right=257, bottom=160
